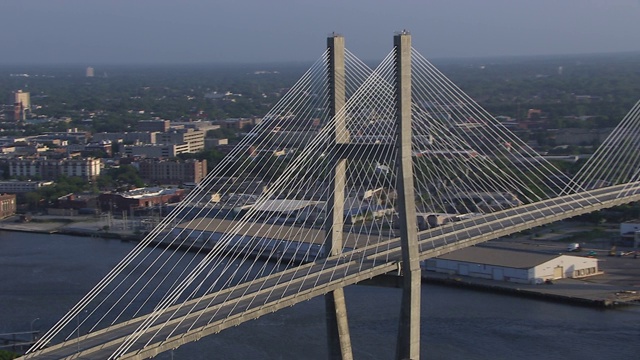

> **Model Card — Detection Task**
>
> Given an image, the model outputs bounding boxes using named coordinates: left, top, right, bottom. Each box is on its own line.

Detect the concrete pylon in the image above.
left=324, top=33, right=354, bottom=360
left=393, top=31, right=421, bottom=360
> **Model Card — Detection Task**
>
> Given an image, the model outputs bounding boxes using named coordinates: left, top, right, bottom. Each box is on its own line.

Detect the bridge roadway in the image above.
left=23, top=183, right=640, bottom=359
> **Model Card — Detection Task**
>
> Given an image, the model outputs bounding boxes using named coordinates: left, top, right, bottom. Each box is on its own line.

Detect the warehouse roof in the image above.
left=436, top=246, right=560, bottom=269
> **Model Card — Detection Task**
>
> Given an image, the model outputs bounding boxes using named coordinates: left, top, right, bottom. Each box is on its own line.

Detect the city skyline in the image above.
left=1, top=0, right=640, bottom=64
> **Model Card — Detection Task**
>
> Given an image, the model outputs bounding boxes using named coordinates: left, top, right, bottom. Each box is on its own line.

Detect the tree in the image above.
left=0, top=350, right=20, bottom=360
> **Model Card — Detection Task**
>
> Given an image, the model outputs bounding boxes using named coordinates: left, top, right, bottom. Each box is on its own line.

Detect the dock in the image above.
left=422, top=271, right=640, bottom=307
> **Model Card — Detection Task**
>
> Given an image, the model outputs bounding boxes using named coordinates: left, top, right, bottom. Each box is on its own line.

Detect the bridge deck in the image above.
left=22, top=183, right=640, bottom=359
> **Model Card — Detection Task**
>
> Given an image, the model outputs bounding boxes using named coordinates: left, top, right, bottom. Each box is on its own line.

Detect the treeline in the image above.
left=2, top=53, right=640, bottom=134
left=437, top=52, right=640, bottom=125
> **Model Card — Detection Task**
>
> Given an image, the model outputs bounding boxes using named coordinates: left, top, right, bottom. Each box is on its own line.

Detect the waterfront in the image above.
left=1, top=231, right=639, bottom=359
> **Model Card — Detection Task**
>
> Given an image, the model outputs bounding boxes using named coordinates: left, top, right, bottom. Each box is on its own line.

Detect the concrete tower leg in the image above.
left=324, top=34, right=353, bottom=360
left=393, top=31, right=421, bottom=360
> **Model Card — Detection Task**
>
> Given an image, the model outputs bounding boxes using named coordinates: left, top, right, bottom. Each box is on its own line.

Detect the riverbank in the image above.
left=2, top=215, right=639, bottom=308
left=0, top=215, right=144, bottom=240
left=422, top=271, right=640, bottom=308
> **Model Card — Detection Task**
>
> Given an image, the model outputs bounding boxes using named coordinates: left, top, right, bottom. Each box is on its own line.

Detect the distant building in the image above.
left=84, top=141, right=113, bottom=157
left=31, top=128, right=90, bottom=145
left=86, top=66, right=95, bottom=77
left=12, top=90, right=30, bottom=121
left=13, top=90, right=30, bottom=111
left=216, top=144, right=256, bottom=157
left=0, top=193, right=17, bottom=218
left=0, top=180, right=54, bottom=193
left=424, top=246, right=599, bottom=284
left=139, top=158, right=207, bottom=185
left=137, top=119, right=170, bottom=132
left=92, top=132, right=158, bottom=145
left=9, top=157, right=102, bottom=180
left=158, top=128, right=205, bottom=153
left=170, top=121, right=220, bottom=132
left=98, top=187, right=187, bottom=215
left=205, top=138, right=228, bottom=148
left=123, top=144, right=184, bottom=158
left=214, top=117, right=260, bottom=131
left=53, top=192, right=98, bottom=210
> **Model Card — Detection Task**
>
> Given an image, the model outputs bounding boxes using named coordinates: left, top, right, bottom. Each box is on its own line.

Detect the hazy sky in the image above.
left=2, top=0, right=640, bottom=64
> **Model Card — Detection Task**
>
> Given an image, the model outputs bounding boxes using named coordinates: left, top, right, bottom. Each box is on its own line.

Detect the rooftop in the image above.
left=437, top=246, right=563, bottom=269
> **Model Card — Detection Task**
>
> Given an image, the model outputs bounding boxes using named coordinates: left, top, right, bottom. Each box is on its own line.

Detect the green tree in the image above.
left=0, top=350, right=20, bottom=360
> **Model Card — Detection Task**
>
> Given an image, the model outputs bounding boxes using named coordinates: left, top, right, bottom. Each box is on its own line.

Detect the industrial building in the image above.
left=424, top=246, right=599, bottom=284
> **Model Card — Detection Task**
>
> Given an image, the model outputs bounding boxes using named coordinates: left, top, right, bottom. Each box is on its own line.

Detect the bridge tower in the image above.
left=324, top=33, right=354, bottom=360
left=324, top=32, right=420, bottom=360
left=393, top=30, right=421, bottom=360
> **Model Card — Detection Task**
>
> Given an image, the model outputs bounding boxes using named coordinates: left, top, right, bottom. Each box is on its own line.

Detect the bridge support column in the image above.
left=393, top=31, right=421, bottom=360
left=324, top=33, right=354, bottom=360
left=325, top=287, right=353, bottom=360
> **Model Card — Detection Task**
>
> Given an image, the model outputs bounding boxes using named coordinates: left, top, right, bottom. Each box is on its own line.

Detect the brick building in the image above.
left=98, top=187, right=187, bottom=214
left=139, top=158, right=207, bottom=185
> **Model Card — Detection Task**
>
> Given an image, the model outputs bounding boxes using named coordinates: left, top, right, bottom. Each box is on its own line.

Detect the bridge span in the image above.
left=22, top=182, right=640, bottom=359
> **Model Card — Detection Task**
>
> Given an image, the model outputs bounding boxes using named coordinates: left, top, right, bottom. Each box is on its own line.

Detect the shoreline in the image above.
left=2, top=220, right=639, bottom=309
left=421, top=272, right=640, bottom=308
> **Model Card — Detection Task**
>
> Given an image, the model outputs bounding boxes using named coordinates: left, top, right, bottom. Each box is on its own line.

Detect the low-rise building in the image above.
left=0, top=180, right=54, bottom=193
left=0, top=193, right=17, bottom=218
left=30, top=129, right=90, bottom=144
left=137, top=119, right=170, bottom=132
left=214, top=117, right=261, bottom=131
left=425, top=246, right=599, bottom=284
left=123, top=144, right=186, bottom=158
left=9, top=157, right=102, bottom=180
left=139, top=158, right=207, bottom=185
left=158, top=128, right=205, bottom=153
left=170, top=121, right=220, bottom=132
left=92, top=132, right=158, bottom=145
left=98, top=187, right=187, bottom=215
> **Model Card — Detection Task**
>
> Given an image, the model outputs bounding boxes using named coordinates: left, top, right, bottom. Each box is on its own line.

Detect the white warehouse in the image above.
left=424, top=246, right=599, bottom=284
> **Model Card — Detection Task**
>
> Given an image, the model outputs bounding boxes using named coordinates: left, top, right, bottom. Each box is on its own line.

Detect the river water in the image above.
left=1, top=230, right=638, bottom=359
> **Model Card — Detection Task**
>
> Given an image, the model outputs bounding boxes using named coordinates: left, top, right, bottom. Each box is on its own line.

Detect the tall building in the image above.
left=86, top=66, right=95, bottom=77
left=12, top=90, right=30, bottom=121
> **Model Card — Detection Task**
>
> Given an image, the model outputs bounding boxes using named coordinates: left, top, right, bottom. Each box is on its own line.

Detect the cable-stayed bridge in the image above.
left=21, top=33, right=640, bottom=360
